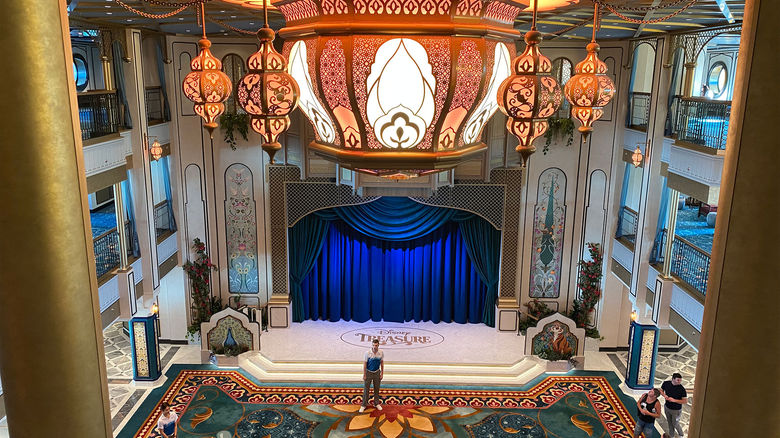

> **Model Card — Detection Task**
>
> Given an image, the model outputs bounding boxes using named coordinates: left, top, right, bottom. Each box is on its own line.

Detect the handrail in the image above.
left=679, top=96, right=732, bottom=105
left=77, top=89, right=117, bottom=96
left=672, top=96, right=730, bottom=150
left=673, top=233, right=710, bottom=258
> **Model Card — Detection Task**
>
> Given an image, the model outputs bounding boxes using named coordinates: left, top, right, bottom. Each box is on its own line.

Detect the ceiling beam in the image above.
left=633, top=0, right=662, bottom=37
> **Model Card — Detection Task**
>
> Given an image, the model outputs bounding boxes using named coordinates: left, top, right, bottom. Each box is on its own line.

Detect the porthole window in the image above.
left=707, top=62, right=728, bottom=98
left=73, top=54, right=89, bottom=92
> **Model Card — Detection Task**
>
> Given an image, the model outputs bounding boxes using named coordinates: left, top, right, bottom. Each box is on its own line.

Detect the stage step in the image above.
left=238, top=351, right=546, bottom=386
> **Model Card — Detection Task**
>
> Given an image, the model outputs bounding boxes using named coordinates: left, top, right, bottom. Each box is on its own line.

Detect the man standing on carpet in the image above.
left=660, top=372, right=688, bottom=437
left=360, top=338, right=384, bottom=413
left=633, top=388, right=662, bottom=438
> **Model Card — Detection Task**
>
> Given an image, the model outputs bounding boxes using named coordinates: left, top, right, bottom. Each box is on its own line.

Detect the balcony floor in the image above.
left=675, top=205, right=714, bottom=254
left=90, top=201, right=117, bottom=238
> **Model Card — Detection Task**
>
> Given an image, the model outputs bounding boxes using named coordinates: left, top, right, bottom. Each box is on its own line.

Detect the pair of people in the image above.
left=633, top=373, right=688, bottom=438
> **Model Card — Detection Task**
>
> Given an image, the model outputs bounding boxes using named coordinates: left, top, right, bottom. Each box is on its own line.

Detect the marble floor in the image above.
left=0, top=323, right=697, bottom=438
left=610, top=345, right=698, bottom=437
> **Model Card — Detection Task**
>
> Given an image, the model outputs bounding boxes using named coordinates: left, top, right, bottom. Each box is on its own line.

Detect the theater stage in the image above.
left=239, top=320, right=549, bottom=386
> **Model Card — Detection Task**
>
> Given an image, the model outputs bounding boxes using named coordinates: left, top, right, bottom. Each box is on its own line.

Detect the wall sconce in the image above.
left=630, top=310, right=638, bottom=322
left=145, top=134, right=162, bottom=161
left=151, top=302, right=159, bottom=315
left=632, top=144, right=644, bottom=168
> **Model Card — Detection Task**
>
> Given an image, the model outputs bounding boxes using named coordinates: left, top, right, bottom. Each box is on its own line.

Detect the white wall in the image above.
left=632, top=43, right=655, bottom=93
left=157, top=266, right=188, bottom=341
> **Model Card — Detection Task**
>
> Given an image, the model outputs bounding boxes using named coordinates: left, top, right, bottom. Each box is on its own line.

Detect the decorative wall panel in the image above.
left=530, top=168, right=567, bottom=298
left=225, top=164, right=259, bottom=293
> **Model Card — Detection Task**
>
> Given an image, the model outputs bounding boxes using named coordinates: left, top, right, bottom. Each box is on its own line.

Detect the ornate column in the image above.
left=0, top=1, right=112, bottom=436
left=689, top=0, right=780, bottom=435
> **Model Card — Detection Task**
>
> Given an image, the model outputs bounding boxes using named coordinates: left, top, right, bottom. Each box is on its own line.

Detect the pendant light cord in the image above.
left=591, top=3, right=599, bottom=43
left=531, top=0, right=538, bottom=30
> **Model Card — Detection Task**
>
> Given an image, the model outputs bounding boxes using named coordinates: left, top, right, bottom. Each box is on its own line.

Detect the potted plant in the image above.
left=569, top=242, right=604, bottom=340
left=209, top=343, right=250, bottom=367
left=219, top=112, right=249, bottom=150
left=184, top=238, right=220, bottom=342
left=542, top=117, right=574, bottom=154
left=537, top=346, right=577, bottom=373
left=518, top=299, right=556, bottom=335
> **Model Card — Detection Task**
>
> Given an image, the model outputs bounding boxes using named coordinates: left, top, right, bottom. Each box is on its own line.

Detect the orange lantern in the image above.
left=497, top=0, right=562, bottom=167
left=237, top=23, right=299, bottom=162
left=564, top=3, right=615, bottom=142
left=182, top=4, right=232, bottom=137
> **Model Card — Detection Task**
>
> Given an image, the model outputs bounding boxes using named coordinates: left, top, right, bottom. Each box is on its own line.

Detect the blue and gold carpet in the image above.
left=119, top=365, right=658, bottom=438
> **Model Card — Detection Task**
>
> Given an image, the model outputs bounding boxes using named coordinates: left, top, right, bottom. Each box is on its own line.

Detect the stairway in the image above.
left=238, top=351, right=546, bottom=386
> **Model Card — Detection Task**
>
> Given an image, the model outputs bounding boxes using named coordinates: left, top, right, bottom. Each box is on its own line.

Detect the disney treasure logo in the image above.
left=340, top=327, right=445, bottom=349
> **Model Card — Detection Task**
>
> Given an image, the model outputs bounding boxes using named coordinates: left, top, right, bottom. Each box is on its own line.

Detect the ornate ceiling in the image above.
left=68, top=0, right=744, bottom=39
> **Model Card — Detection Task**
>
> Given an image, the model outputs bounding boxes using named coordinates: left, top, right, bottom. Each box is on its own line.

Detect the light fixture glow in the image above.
left=564, top=3, right=616, bottom=143
left=182, top=3, right=232, bottom=137
left=630, top=310, right=638, bottom=322
left=632, top=145, right=643, bottom=167
left=497, top=0, right=562, bottom=167
left=150, top=138, right=163, bottom=161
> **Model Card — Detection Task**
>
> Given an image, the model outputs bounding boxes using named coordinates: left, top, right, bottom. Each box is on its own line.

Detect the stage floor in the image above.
left=260, top=320, right=525, bottom=365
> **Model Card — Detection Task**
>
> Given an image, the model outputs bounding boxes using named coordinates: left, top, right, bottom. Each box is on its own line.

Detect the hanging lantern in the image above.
left=497, top=0, right=562, bottom=168
left=182, top=5, right=232, bottom=138
left=237, top=26, right=299, bottom=162
left=564, top=4, right=615, bottom=143
left=150, top=138, right=163, bottom=161
left=632, top=145, right=643, bottom=167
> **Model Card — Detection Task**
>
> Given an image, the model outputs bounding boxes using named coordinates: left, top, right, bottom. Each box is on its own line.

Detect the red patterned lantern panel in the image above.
left=497, top=29, right=563, bottom=166
left=564, top=41, right=615, bottom=141
left=182, top=38, right=232, bottom=137
left=237, top=27, right=300, bottom=162
left=267, top=0, right=524, bottom=178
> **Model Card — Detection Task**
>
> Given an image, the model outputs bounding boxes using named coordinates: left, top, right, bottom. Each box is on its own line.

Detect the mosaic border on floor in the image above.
left=124, top=366, right=642, bottom=438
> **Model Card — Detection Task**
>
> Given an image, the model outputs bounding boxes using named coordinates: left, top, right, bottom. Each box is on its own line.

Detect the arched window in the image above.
left=222, top=53, right=245, bottom=114
left=73, top=54, right=89, bottom=92
left=551, top=58, right=572, bottom=118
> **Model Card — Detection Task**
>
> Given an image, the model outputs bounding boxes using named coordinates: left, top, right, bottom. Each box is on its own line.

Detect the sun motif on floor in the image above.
left=309, top=403, right=452, bottom=437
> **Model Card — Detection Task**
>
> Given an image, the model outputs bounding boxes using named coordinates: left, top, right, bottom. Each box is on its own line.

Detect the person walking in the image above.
left=156, top=402, right=178, bottom=438
left=660, top=372, right=688, bottom=437
left=359, top=338, right=384, bottom=413
left=633, top=388, right=662, bottom=438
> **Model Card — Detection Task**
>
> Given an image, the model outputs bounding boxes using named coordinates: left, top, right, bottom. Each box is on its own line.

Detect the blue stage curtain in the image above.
left=288, top=214, right=331, bottom=322
left=459, top=216, right=501, bottom=326
left=300, top=221, right=486, bottom=324
left=314, top=196, right=472, bottom=241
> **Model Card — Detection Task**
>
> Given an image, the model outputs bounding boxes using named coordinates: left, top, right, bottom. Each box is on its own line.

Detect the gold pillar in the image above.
left=689, top=0, right=780, bottom=436
left=682, top=62, right=697, bottom=97
left=0, top=1, right=112, bottom=437
left=102, top=57, right=114, bottom=91
left=114, top=182, right=129, bottom=268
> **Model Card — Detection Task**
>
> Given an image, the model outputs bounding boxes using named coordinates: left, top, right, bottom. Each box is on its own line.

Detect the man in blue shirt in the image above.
left=360, top=338, right=384, bottom=413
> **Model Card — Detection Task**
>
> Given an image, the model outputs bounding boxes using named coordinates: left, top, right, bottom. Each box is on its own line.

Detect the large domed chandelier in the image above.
left=258, top=0, right=533, bottom=178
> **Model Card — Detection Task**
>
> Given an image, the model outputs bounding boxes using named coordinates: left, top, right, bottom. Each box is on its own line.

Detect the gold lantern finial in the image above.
left=182, top=2, right=233, bottom=138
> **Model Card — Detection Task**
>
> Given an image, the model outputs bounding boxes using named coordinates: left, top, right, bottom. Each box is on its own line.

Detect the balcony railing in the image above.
left=616, top=206, right=639, bottom=244
left=627, top=92, right=651, bottom=131
left=93, top=221, right=134, bottom=279
left=154, top=201, right=174, bottom=239
left=650, top=229, right=709, bottom=296
left=672, top=96, right=731, bottom=150
left=145, top=86, right=166, bottom=123
left=77, top=90, right=120, bottom=141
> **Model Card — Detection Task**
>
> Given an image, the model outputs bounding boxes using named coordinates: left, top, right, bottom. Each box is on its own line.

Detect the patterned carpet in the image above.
left=674, top=205, right=714, bottom=254
left=90, top=202, right=117, bottom=238
left=118, top=365, right=658, bottom=438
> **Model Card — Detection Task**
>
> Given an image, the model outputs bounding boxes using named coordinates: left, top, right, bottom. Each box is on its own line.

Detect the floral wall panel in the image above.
left=530, top=168, right=567, bottom=298
left=225, top=164, right=259, bottom=293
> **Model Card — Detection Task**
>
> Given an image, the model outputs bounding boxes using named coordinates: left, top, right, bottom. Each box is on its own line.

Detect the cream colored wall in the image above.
left=632, top=43, right=655, bottom=93
left=515, top=41, right=630, bottom=324
left=165, top=35, right=271, bottom=311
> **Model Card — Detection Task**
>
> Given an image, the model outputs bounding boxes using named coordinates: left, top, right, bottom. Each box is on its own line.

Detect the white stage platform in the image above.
left=239, top=320, right=547, bottom=386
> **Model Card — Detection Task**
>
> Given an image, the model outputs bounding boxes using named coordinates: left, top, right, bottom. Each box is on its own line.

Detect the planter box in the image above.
left=542, top=359, right=574, bottom=373
left=214, top=354, right=240, bottom=368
